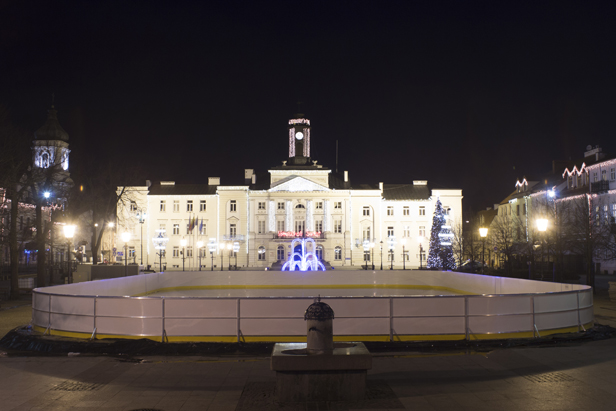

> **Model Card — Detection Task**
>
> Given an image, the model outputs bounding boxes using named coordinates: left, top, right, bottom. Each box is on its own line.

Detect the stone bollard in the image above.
left=304, top=296, right=334, bottom=355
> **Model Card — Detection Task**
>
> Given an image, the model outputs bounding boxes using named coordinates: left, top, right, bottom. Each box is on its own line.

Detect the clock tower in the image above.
left=288, top=114, right=311, bottom=165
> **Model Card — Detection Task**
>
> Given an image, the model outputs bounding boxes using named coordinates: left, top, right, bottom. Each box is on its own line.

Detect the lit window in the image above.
left=187, top=200, right=193, bottom=212
left=602, top=170, right=607, bottom=181
left=334, top=246, right=342, bottom=260
left=419, top=206, right=425, bottom=216
left=403, top=206, right=409, bottom=216
left=160, top=200, right=166, bottom=212
left=173, top=200, right=179, bottom=212
left=200, top=200, right=206, bottom=212
left=363, top=206, right=370, bottom=216
left=230, top=200, right=236, bottom=212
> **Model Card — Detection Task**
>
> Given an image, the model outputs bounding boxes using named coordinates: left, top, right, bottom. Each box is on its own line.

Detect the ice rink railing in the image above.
left=31, top=289, right=594, bottom=342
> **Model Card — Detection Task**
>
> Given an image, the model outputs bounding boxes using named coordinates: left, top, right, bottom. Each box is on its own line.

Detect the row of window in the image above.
left=361, top=226, right=426, bottom=240
left=160, top=200, right=207, bottom=212
left=593, top=168, right=616, bottom=182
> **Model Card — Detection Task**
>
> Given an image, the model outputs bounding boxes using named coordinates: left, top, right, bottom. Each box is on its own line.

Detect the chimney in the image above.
left=252, top=174, right=256, bottom=184
left=244, top=169, right=254, bottom=185
left=344, top=171, right=348, bottom=182
left=208, top=177, right=220, bottom=186
left=379, top=182, right=383, bottom=191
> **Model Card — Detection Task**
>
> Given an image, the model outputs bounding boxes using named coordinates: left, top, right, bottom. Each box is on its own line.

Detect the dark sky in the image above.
left=2, top=0, right=615, bottom=214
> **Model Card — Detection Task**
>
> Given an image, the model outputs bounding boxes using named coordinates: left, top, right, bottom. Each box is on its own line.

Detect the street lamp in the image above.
left=401, top=238, right=407, bottom=270
left=63, top=224, right=76, bottom=283
left=479, top=227, right=488, bottom=275
left=121, top=232, right=131, bottom=276
left=363, top=240, right=370, bottom=270
left=417, top=236, right=424, bottom=269
left=536, top=219, right=548, bottom=280
left=233, top=241, right=240, bottom=270
left=180, top=238, right=187, bottom=271
left=388, top=236, right=395, bottom=270
left=152, top=229, right=169, bottom=272
left=380, top=240, right=383, bottom=270
left=137, top=212, right=146, bottom=265
left=197, top=241, right=204, bottom=271
left=208, top=238, right=217, bottom=271
left=370, top=241, right=375, bottom=270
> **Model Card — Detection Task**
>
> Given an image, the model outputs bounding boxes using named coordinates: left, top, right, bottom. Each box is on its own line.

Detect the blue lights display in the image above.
left=281, top=237, right=326, bottom=271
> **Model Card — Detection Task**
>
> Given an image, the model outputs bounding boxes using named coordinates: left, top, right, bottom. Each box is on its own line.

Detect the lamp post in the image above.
left=197, top=241, right=203, bottom=271
left=180, top=238, right=187, bottom=271
left=137, top=212, right=146, bottom=265
left=536, top=218, right=548, bottom=280
left=388, top=236, right=395, bottom=270
left=380, top=240, right=383, bottom=270
left=233, top=241, right=240, bottom=270
left=208, top=238, right=217, bottom=271
left=152, top=229, right=169, bottom=272
left=417, top=236, right=424, bottom=269
left=479, top=228, right=488, bottom=275
left=63, top=224, right=76, bottom=283
left=370, top=241, right=375, bottom=270
left=121, top=232, right=131, bottom=276
left=401, top=238, right=407, bottom=270
left=220, top=242, right=225, bottom=271
left=107, top=222, right=114, bottom=263
left=227, top=242, right=233, bottom=270
left=363, top=240, right=370, bottom=270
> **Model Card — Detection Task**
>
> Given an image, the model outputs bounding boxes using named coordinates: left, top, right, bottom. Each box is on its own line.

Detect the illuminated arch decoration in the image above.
left=281, top=237, right=326, bottom=271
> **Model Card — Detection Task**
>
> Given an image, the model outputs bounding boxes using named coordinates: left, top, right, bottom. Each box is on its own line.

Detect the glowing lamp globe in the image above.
left=63, top=225, right=76, bottom=239
left=536, top=219, right=548, bottom=232
left=479, top=228, right=488, bottom=238
left=121, top=232, right=131, bottom=243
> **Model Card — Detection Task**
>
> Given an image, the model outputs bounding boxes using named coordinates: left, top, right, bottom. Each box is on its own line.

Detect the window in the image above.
left=403, top=250, right=409, bottom=261
left=229, top=223, right=237, bottom=237
left=316, top=202, right=323, bottom=209
left=128, top=247, right=135, bottom=258
left=334, top=219, right=342, bottom=233
left=277, top=220, right=285, bottom=232
left=516, top=205, right=520, bottom=216
left=186, top=247, right=193, bottom=257
left=200, top=223, right=207, bottom=236
left=403, top=206, right=409, bottom=216
left=277, top=245, right=285, bottom=260
left=159, top=223, right=166, bottom=232
left=612, top=168, right=615, bottom=181
left=295, top=204, right=305, bottom=209
left=200, top=200, right=206, bottom=212
left=364, top=251, right=371, bottom=261
left=387, top=206, right=394, bottom=216
left=295, top=220, right=305, bottom=232
left=187, top=201, right=193, bottom=212
left=602, top=170, right=607, bottom=181
left=594, top=172, right=598, bottom=182
left=362, top=226, right=371, bottom=241
left=403, top=226, right=410, bottom=238
left=173, top=224, right=179, bottom=235
left=173, top=246, right=179, bottom=258
left=523, top=204, right=527, bottom=215
left=130, top=201, right=138, bottom=212
left=363, top=206, right=370, bottom=216
left=419, top=206, right=425, bottom=216
left=277, top=202, right=285, bottom=210
left=334, top=201, right=342, bottom=209
left=173, top=200, right=179, bottom=212
left=258, top=220, right=266, bottom=234
left=387, top=226, right=394, bottom=238
left=258, top=202, right=266, bottom=210
left=230, top=200, right=236, bottom=212
left=613, top=204, right=616, bottom=218
left=258, top=246, right=266, bottom=261
left=334, top=246, right=342, bottom=260
left=160, top=200, right=166, bottom=212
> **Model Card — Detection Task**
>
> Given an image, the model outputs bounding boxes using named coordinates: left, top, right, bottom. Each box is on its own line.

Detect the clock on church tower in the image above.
left=288, top=115, right=311, bottom=165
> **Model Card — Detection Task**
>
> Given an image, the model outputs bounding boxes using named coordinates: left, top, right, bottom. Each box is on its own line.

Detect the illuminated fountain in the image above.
left=282, top=237, right=326, bottom=271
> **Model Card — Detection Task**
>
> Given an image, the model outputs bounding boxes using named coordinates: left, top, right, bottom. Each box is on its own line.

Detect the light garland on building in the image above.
left=277, top=231, right=322, bottom=238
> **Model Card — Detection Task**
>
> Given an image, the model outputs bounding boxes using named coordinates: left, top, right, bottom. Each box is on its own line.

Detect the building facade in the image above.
left=117, top=115, right=463, bottom=270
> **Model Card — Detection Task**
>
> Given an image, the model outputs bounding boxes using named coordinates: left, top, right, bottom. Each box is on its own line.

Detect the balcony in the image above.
left=222, top=235, right=245, bottom=242
left=273, top=231, right=325, bottom=240
left=591, top=180, right=610, bottom=193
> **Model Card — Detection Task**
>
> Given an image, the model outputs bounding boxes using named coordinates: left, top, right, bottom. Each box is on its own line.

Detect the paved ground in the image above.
left=0, top=277, right=615, bottom=410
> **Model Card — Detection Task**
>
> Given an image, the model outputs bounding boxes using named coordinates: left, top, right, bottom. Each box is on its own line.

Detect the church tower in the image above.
left=287, top=114, right=311, bottom=166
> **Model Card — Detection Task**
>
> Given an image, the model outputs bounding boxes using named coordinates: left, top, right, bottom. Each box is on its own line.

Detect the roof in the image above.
left=382, top=184, right=431, bottom=200
left=148, top=184, right=217, bottom=196
left=34, top=106, right=69, bottom=142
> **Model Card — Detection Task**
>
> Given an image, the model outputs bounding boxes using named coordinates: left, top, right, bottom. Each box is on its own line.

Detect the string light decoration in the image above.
left=281, top=237, right=325, bottom=271
left=427, top=198, right=456, bottom=270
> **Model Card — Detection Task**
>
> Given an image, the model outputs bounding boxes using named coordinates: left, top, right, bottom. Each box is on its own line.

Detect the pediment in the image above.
left=269, top=176, right=329, bottom=192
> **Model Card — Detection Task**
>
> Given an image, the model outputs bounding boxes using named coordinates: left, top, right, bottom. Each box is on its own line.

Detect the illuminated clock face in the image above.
left=295, top=132, right=304, bottom=140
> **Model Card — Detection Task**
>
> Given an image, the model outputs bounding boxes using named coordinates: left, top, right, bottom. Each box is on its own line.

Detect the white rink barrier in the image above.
left=31, top=271, right=593, bottom=342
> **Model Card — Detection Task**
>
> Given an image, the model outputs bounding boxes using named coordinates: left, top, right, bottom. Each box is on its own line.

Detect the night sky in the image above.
left=2, top=1, right=615, bottom=214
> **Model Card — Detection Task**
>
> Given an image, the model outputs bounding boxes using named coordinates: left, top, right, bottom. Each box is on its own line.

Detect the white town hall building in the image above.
left=116, top=115, right=462, bottom=270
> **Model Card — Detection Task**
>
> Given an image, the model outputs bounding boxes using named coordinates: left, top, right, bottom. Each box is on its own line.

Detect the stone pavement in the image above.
left=0, top=278, right=615, bottom=410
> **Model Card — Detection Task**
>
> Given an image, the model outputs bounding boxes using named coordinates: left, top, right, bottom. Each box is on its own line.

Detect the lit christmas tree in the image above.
left=427, top=198, right=456, bottom=270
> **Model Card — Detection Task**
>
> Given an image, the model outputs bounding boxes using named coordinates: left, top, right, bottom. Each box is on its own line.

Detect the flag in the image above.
left=199, top=218, right=203, bottom=234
